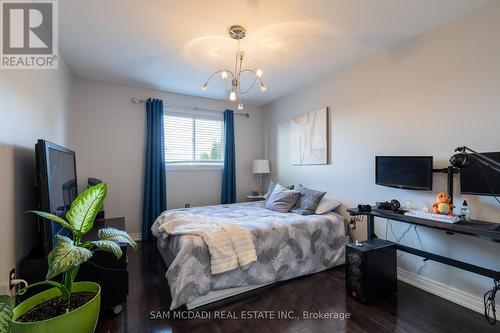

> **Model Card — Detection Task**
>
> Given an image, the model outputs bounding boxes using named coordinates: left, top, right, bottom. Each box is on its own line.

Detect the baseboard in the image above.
left=130, top=232, right=142, bottom=241
left=397, top=268, right=487, bottom=314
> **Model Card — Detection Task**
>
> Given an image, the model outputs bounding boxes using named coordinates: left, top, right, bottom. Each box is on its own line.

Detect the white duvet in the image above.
left=155, top=210, right=257, bottom=274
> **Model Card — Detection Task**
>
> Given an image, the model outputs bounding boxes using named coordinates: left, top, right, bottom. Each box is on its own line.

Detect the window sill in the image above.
left=167, top=164, right=223, bottom=171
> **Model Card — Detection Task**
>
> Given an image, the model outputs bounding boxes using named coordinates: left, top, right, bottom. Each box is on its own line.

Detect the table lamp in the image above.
left=252, top=159, right=270, bottom=195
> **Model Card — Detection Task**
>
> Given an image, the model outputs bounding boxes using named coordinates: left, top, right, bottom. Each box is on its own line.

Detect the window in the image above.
left=164, top=112, right=224, bottom=166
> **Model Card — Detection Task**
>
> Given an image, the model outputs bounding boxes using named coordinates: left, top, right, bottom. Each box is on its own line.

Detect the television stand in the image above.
left=79, top=217, right=129, bottom=314
left=18, top=217, right=130, bottom=314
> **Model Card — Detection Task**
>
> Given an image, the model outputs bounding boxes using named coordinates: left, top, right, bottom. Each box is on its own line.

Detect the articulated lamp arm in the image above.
left=453, top=146, right=500, bottom=173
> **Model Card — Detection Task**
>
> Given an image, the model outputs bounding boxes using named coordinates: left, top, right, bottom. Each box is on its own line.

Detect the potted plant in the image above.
left=0, top=183, right=136, bottom=333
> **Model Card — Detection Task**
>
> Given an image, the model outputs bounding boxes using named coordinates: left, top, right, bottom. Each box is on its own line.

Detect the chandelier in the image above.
left=201, top=25, right=267, bottom=110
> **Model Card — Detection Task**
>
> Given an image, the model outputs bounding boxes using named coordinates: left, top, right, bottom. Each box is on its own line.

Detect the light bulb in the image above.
left=256, top=69, right=263, bottom=78
left=221, top=71, right=228, bottom=80
left=201, top=82, right=208, bottom=91
left=238, top=103, right=244, bottom=110
left=229, top=91, right=236, bottom=101
left=260, top=83, right=267, bottom=92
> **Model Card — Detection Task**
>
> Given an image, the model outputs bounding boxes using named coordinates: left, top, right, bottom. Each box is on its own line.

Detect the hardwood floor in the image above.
left=96, top=242, right=497, bottom=333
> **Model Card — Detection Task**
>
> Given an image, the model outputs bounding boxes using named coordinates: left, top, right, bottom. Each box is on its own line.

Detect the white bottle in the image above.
left=460, top=200, right=471, bottom=221
left=405, top=199, right=412, bottom=211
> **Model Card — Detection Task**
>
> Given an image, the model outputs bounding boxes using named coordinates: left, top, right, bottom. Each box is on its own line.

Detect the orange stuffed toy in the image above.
left=432, top=193, right=455, bottom=215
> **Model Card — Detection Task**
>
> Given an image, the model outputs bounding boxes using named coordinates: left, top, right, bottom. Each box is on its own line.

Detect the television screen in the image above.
left=376, top=156, right=433, bottom=191
left=460, top=152, right=500, bottom=196
left=36, top=140, right=77, bottom=255
left=48, top=147, right=77, bottom=216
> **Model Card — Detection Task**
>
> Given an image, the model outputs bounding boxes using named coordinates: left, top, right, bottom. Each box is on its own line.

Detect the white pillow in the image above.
left=264, top=181, right=294, bottom=200
left=264, top=184, right=301, bottom=213
left=315, top=196, right=341, bottom=214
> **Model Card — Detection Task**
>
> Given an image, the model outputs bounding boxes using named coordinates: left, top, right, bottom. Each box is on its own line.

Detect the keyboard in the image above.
left=404, top=210, right=462, bottom=223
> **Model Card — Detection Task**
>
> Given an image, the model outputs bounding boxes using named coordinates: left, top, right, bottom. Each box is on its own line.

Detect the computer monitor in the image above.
left=460, top=152, right=500, bottom=196
left=375, top=156, right=433, bottom=191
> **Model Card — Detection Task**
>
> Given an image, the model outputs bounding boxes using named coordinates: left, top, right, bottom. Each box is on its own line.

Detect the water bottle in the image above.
left=460, top=200, right=470, bottom=221
left=405, top=199, right=412, bottom=211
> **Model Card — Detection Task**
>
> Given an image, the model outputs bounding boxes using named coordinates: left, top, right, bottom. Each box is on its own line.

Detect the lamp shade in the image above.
left=252, top=159, right=270, bottom=174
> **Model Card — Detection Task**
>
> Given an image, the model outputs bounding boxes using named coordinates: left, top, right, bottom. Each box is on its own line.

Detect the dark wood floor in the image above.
left=96, top=242, right=497, bottom=333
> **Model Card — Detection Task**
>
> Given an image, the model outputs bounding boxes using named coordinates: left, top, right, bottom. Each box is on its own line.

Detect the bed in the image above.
left=152, top=201, right=346, bottom=310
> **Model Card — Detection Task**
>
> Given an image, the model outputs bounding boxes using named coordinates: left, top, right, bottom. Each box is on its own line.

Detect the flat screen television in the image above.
left=35, top=140, right=78, bottom=256
left=460, top=152, right=500, bottom=196
left=376, top=156, right=433, bottom=191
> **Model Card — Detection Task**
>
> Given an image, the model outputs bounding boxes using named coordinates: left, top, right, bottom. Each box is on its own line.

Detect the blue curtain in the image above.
left=142, top=98, right=167, bottom=241
left=221, top=109, right=236, bottom=204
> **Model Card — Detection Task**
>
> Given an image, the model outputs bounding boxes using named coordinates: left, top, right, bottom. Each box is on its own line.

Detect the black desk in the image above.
left=347, top=208, right=500, bottom=280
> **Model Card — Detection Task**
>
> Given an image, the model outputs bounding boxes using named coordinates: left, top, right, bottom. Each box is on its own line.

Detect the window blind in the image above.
left=164, top=113, right=224, bottom=164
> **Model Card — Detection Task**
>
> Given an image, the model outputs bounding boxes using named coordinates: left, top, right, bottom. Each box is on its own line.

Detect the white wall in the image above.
left=68, top=78, right=264, bottom=237
left=0, top=59, right=73, bottom=293
left=264, top=2, right=500, bottom=312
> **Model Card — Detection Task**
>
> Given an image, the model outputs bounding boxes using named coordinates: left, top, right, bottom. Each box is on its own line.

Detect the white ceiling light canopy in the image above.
left=201, top=25, right=266, bottom=110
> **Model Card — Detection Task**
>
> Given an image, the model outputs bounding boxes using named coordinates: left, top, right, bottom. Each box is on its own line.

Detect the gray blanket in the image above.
left=152, top=202, right=346, bottom=309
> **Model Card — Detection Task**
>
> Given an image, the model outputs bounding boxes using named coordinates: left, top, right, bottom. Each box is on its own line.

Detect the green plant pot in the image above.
left=11, top=281, right=101, bottom=333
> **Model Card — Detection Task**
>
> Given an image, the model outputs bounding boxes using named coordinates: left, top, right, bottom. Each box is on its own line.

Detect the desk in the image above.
left=347, top=208, right=500, bottom=280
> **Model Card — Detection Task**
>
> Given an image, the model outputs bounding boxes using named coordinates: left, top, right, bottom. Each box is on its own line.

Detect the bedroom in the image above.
left=0, top=0, right=499, bottom=332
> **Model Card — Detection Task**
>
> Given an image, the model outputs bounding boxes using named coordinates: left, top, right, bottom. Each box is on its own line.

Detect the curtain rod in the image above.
left=131, top=98, right=250, bottom=118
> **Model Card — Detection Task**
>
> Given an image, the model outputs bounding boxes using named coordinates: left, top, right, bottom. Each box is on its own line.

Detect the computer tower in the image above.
left=346, top=239, right=397, bottom=303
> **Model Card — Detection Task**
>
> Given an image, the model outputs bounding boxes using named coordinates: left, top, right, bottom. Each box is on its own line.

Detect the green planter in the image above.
left=11, top=282, right=101, bottom=333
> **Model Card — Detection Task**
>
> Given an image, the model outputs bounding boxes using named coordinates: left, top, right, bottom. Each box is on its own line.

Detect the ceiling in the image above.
left=59, top=0, right=493, bottom=106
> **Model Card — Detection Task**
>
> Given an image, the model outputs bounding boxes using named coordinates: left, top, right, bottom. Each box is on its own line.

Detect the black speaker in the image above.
left=346, top=239, right=397, bottom=303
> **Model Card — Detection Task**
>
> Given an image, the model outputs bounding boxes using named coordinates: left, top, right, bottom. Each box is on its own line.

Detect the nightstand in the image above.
left=246, top=195, right=266, bottom=202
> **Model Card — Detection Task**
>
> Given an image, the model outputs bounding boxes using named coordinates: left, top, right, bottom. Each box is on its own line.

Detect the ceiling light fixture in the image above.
left=201, top=25, right=267, bottom=110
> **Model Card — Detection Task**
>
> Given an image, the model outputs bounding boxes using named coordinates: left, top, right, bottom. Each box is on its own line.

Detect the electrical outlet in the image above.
left=185, top=203, right=191, bottom=208
left=9, top=268, right=15, bottom=290
left=0, top=268, right=16, bottom=296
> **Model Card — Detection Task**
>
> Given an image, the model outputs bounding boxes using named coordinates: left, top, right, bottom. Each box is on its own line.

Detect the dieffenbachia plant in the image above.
left=0, top=296, right=13, bottom=333
left=0, top=183, right=137, bottom=332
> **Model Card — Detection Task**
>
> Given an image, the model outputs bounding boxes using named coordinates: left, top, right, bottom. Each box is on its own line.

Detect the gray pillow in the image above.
left=264, top=183, right=301, bottom=213
left=264, top=181, right=294, bottom=200
left=291, top=184, right=327, bottom=215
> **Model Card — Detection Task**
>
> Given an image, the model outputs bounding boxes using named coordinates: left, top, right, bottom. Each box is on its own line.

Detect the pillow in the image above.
left=264, top=181, right=294, bottom=200
left=315, top=196, right=341, bottom=214
left=264, top=183, right=301, bottom=213
left=291, top=184, right=326, bottom=215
